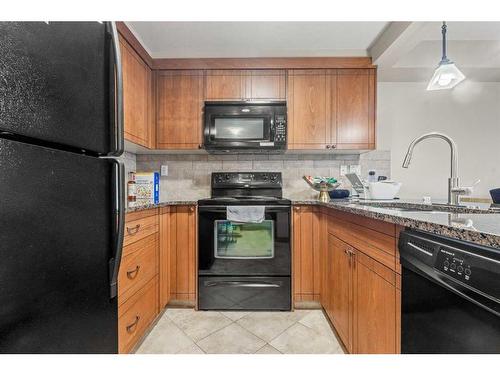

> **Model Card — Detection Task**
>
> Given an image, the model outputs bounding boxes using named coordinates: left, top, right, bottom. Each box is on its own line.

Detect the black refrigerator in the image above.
left=0, top=22, right=125, bottom=353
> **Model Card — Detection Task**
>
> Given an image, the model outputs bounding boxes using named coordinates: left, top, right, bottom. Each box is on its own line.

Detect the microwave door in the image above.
left=209, top=115, right=272, bottom=146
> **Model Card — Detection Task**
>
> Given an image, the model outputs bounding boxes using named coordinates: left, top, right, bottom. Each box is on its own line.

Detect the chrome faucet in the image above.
left=402, top=132, right=470, bottom=205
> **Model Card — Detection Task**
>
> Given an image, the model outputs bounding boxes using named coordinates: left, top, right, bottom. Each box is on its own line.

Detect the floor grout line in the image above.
left=192, top=316, right=238, bottom=345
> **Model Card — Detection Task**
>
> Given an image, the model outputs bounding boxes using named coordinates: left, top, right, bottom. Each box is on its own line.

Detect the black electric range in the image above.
left=197, top=172, right=291, bottom=311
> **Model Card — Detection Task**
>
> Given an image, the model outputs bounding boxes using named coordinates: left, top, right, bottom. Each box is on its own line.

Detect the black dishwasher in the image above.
left=399, top=230, right=500, bottom=354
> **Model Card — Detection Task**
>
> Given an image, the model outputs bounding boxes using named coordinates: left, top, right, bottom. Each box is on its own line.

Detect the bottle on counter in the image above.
left=368, top=170, right=377, bottom=183
left=127, top=171, right=137, bottom=205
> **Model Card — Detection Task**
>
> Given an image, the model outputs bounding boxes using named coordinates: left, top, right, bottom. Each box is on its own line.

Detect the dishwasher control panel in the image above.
left=436, top=247, right=472, bottom=281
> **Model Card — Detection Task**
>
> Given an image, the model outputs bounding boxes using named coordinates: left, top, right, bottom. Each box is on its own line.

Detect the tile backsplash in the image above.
left=119, top=151, right=137, bottom=178
left=134, top=150, right=390, bottom=201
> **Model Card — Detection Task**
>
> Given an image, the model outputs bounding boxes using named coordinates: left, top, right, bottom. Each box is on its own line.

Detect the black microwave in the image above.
left=203, top=101, right=287, bottom=153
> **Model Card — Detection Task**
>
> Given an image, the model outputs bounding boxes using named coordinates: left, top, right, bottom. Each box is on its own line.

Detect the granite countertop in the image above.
left=125, top=198, right=500, bottom=249
left=293, top=199, right=500, bottom=249
left=126, top=200, right=198, bottom=213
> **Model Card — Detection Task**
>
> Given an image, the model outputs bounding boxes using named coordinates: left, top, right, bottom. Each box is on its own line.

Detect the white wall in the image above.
left=377, top=81, right=500, bottom=200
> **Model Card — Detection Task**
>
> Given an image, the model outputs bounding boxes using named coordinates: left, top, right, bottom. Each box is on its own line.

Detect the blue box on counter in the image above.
left=135, top=172, right=159, bottom=205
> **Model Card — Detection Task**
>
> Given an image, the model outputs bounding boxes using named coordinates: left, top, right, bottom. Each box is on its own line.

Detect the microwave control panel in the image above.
left=274, top=115, right=287, bottom=143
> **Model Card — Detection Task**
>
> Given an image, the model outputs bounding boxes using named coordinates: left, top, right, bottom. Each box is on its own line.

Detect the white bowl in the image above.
left=365, top=181, right=402, bottom=200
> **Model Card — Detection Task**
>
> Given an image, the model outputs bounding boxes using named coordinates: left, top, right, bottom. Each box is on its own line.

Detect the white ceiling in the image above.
left=126, top=22, right=389, bottom=58
left=374, top=22, right=500, bottom=82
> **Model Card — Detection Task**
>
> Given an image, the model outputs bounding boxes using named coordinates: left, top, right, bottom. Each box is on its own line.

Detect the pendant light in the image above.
left=427, top=22, right=465, bottom=91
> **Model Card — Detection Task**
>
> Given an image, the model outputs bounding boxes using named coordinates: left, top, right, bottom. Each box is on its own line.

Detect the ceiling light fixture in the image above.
left=427, top=22, right=466, bottom=91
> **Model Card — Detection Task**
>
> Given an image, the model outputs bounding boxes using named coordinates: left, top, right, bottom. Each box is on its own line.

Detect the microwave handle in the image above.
left=209, top=123, right=216, bottom=141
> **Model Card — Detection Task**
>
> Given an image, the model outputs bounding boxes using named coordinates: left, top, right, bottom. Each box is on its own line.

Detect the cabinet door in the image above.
left=168, top=205, right=197, bottom=302
left=353, top=251, right=397, bottom=354
left=328, top=234, right=353, bottom=352
left=205, top=70, right=245, bottom=100
left=156, top=71, right=204, bottom=149
left=246, top=70, right=286, bottom=100
left=159, top=208, right=171, bottom=308
left=120, top=38, right=153, bottom=147
left=335, top=69, right=375, bottom=149
left=287, top=70, right=330, bottom=149
left=292, top=206, right=321, bottom=303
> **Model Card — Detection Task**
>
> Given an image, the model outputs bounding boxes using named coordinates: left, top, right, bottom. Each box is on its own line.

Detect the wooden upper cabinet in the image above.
left=287, top=70, right=330, bottom=149
left=287, top=68, right=375, bottom=151
left=156, top=70, right=204, bottom=149
left=205, top=70, right=245, bottom=100
left=335, top=69, right=376, bottom=149
left=120, top=37, right=154, bottom=148
left=205, top=69, right=286, bottom=101
left=246, top=70, right=286, bottom=100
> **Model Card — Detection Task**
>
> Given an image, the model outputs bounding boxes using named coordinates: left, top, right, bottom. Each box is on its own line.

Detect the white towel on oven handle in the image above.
left=226, top=206, right=265, bottom=223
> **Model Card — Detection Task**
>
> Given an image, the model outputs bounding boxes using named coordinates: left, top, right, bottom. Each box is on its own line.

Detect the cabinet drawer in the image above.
left=118, top=276, right=158, bottom=354
left=119, top=234, right=158, bottom=304
left=124, top=214, right=158, bottom=247
left=327, top=215, right=397, bottom=271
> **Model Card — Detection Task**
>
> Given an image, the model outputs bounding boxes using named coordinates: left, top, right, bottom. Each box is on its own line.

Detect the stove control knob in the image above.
left=457, top=265, right=464, bottom=273
left=465, top=268, right=472, bottom=276
left=450, top=263, right=457, bottom=270
left=225, top=174, right=231, bottom=180
left=443, top=260, right=449, bottom=268
left=262, top=174, right=269, bottom=180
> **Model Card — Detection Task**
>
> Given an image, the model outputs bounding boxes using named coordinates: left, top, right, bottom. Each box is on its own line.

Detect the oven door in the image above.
left=198, top=205, right=291, bottom=276
left=204, top=104, right=275, bottom=150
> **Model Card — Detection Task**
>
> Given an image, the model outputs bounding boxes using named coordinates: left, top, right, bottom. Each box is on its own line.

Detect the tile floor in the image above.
left=135, top=308, right=344, bottom=354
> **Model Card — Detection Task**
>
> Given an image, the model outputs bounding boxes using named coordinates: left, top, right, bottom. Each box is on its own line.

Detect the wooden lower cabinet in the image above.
left=353, top=252, right=398, bottom=354
left=327, top=234, right=353, bottom=352
left=118, top=208, right=160, bottom=353
left=160, top=205, right=197, bottom=304
left=320, top=213, right=401, bottom=354
left=292, top=205, right=322, bottom=303
left=118, top=276, right=159, bottom=354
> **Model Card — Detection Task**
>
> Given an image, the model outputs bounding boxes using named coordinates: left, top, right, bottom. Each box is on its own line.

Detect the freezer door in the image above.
left=0, top=22, right=120, bottom=155
left=0, top=138, right=121, bottom=353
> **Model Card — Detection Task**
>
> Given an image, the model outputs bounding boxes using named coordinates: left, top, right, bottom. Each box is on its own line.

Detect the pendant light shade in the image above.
left=427, top=22, right=466, bottom=91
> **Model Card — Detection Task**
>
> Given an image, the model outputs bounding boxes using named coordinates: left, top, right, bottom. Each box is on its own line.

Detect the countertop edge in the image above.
left=125, top=199, right=500, bottom=249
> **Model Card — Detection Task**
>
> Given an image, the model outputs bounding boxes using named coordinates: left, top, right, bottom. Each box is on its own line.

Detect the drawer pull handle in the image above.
left=126, top=265, right=140, bottom=279
left=126, top=224, right=141, bottom=235
left=126, top=315, right=140, bottom=333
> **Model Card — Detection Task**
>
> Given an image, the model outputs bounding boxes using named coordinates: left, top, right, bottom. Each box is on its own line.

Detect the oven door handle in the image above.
left=204, top=280, right=281, bottom=288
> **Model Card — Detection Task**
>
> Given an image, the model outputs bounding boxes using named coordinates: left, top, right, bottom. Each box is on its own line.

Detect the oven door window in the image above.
left=214, top=220, right=274, bottom=259
left=212, top=117, right=268, bottom=140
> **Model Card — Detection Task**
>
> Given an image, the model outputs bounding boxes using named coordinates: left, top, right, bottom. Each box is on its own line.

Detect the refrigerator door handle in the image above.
left=108, top=158, right=125, bottom=299
left=108, top=21, right=124, bottom=156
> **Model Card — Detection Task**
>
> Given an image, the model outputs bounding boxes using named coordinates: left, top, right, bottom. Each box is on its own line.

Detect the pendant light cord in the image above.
left=441, top=21, right=448, bottom=62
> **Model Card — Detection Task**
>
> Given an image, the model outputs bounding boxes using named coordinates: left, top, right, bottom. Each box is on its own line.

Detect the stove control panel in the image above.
left=212, top=172, right=282, bottom=186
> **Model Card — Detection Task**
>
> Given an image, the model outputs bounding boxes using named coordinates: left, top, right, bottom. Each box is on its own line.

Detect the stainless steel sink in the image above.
left=355, top=201, right=500, bottom=214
